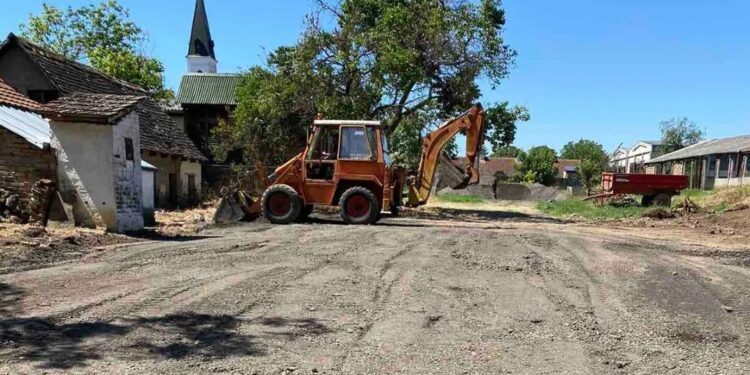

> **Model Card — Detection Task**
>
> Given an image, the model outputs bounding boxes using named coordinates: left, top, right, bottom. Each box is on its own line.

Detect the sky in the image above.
left=1, top=0, right=749, bottom=154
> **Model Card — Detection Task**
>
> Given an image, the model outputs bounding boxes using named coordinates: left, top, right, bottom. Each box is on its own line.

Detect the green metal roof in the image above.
left=176, top=73, right=241, bottom=105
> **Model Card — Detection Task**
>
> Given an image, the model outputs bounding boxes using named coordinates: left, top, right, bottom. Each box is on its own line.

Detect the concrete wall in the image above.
left=0, top=127, right=55, bottom=207
left=142, top=169, right=155, bottom=225
left=52, top=120, right=114, bottom=229
left=111, top=112, right=143, bottom=232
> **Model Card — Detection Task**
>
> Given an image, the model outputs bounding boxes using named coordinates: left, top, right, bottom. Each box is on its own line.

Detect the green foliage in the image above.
left=484, top=102, right=530, bottom=152
left=220, top=0, right=523, bottom=168
left=659, top=117, right=705, bottom=153
left=492, top=145, right=525, bottom=158
left=560, top=139, right=609, bottom=194
left=19, top=0, right=172, bottom=101
left=538, top=199, right=648, bottom=220
left=516, top=146, right=557, bottom=185
left=434, top=193, right=485, bottom=204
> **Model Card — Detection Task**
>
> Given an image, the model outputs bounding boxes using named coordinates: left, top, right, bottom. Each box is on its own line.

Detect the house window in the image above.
left=339, top=126, right=374, bottom=160
left=124, top=138, right=134, bottom=161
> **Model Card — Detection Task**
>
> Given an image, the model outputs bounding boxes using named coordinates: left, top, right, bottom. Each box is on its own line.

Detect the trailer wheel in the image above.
left=261, top=184, right=302, bottom=224
left=339, top=186, right=379, bottom=225
left=641, top=195, right=654, bottom=207
left=653, top=193, right=672, bottom=207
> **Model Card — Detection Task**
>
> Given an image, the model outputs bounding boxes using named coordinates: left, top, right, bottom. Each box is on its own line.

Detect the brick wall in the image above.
left=0, top=127, right=55, bottom=207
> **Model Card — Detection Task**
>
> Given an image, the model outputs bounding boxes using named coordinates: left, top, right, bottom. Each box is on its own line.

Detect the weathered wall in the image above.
left=0, top=47, right=56, bottom=95
left=180, top=160, right=202, bottom=205
left=111, top=112, right=143, bottom=232
left=142, top=153, right=181, bottom=208
left=0, top=127, right=55, bottom=207
left=52, top=120, right=115, bottom=229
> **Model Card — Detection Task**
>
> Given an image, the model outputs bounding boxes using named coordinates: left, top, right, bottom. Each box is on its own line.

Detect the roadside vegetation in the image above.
left=539, top=186, right=750, bottom=220
left=538, top=199, right=649, bottom=220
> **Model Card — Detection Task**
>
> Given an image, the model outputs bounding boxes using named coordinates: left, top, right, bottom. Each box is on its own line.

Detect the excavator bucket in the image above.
left=212, top=191, right=261, bottom=224
left=437, top=153, right=471, bottom=190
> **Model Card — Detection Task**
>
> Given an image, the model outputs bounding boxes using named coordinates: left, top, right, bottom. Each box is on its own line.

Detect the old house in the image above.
left=41, top=93, right=146, bottom=232
left=0, top=78, right=55, bottom=219
left=176, top=0, right=242, bottom=187
left=0, top=33, right=207, bottom=208
left=645, top=135, right=750, bottom=190
left=611, top=141, right=666, bottom=173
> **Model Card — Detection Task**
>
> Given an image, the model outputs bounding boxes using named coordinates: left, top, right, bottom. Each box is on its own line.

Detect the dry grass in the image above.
left=155, top=200, right=218, bottom=235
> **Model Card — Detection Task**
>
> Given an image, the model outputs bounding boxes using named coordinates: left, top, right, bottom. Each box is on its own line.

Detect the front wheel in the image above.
left=261, top=184, right=302, bottom=224
left=339, top=187, right=380, bottom=225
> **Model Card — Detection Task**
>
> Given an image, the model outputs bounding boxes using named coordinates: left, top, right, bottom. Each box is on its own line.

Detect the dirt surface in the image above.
left=1, top=208, right=749, bottom=374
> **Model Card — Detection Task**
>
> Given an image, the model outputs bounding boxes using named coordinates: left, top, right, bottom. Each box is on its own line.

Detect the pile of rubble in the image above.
left=0, top=179, right=56, bottom=225
left=0, top=188, right=26, bottom=223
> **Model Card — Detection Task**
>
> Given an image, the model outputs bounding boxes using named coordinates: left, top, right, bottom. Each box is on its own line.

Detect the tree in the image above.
left=516, top=146, right=557, bottom=185
left=660, top=117, right=704, bottom=153
left=19, top=1, right=173, bottom=101
left=560, top=139, right=609, bottom=194
left=492, top=145, right=525, bottom=158
left=216, top=0, right=528, bottom=168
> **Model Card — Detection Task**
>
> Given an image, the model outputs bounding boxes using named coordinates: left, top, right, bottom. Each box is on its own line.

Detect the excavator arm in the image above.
left=406, top=104, right=486, bottom=207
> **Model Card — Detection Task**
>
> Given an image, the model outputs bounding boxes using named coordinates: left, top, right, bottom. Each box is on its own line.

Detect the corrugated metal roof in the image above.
left=176, top=73, right=241, bottom=105
left=141, top=160, right=157, bottom=170
left=0, top=105, right=50, bottom=148
left=648, top=134, right=750, bottom=164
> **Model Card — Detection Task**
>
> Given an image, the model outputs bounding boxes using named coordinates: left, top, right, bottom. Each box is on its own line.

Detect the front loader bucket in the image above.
left=213, top=191, right=261, bottom=224
left=437, top=153, right=471, bottom=189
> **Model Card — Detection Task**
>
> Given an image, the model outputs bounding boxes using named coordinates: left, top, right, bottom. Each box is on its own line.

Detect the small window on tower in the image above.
left=125, top=138, right=134, bottom=161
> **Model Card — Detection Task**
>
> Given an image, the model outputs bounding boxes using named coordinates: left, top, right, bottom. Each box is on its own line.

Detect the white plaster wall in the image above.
left=112, top=112, right=144, bottom=232
left=142, top=170, right=155, bottom=210
left=51, top=121, right=115, bottom=229
left=188, top=56, right=217, bottom=73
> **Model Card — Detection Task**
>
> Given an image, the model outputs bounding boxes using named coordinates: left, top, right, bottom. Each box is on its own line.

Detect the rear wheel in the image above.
left=653, top=193, right=672, bottom=207
left=339, top=187, right=380, bottom=225
left=261, top=184, right=302, bottom=224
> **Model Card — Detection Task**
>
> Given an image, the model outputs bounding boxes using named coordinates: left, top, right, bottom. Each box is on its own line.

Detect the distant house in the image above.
left=645, top=135, right=750, bottom=190
left=611, top=141, right=666, bottom=173
left=0, top=33, right=207, bottom=208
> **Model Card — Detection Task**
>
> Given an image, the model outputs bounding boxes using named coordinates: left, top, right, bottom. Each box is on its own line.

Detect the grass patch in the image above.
left=538, top=199, right=648, bottom=220
left=434, top=193, right=485, bottom=204
left=673, top=187, right=750, bottom=212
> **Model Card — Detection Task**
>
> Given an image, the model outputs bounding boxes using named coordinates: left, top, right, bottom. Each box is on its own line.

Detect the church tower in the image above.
left=187, top=0, right=217, bottom=73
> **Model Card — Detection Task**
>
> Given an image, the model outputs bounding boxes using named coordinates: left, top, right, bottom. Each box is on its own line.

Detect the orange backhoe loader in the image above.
left=215, top=104, right=486, bottom=225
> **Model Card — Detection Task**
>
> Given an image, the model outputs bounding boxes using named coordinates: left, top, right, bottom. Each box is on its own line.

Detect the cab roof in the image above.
left=313, top=120, right=382, bottom=126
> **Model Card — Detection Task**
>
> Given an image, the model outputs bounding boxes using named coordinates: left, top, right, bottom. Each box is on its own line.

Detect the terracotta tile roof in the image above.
left=0, top=78, right=39, bottom=111
left=40, top=93, right=145, bottom=124
left=1, top=34, right=206, bottom=161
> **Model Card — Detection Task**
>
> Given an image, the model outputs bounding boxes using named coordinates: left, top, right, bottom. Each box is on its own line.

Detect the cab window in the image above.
left=307, top=127, right=339, bottom=160
left=381, top=131, right=391, bottom=165
left=339, top=126, right=373, bottom=160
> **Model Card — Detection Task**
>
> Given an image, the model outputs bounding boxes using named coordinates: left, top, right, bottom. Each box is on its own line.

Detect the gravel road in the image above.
left=1, top=212, right=748, bottom=374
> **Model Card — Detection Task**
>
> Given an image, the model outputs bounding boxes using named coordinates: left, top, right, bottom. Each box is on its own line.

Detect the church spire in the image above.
left=187, top=0, right=217, bottom=73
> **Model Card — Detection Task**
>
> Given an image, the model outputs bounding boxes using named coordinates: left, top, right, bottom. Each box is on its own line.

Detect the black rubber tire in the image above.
left=653, top=193, right=672, bottom=207
left=261, top=184, right=302, bottom=224
left=641, top=195, right=654, bottom=207
left=339, top=186, right=380, bottom=225
left=296, top=204, right=314, bottom=222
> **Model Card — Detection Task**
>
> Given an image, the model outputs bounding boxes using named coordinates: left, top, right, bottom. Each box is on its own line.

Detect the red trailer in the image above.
left=589, top=173, right=689, bottom=206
